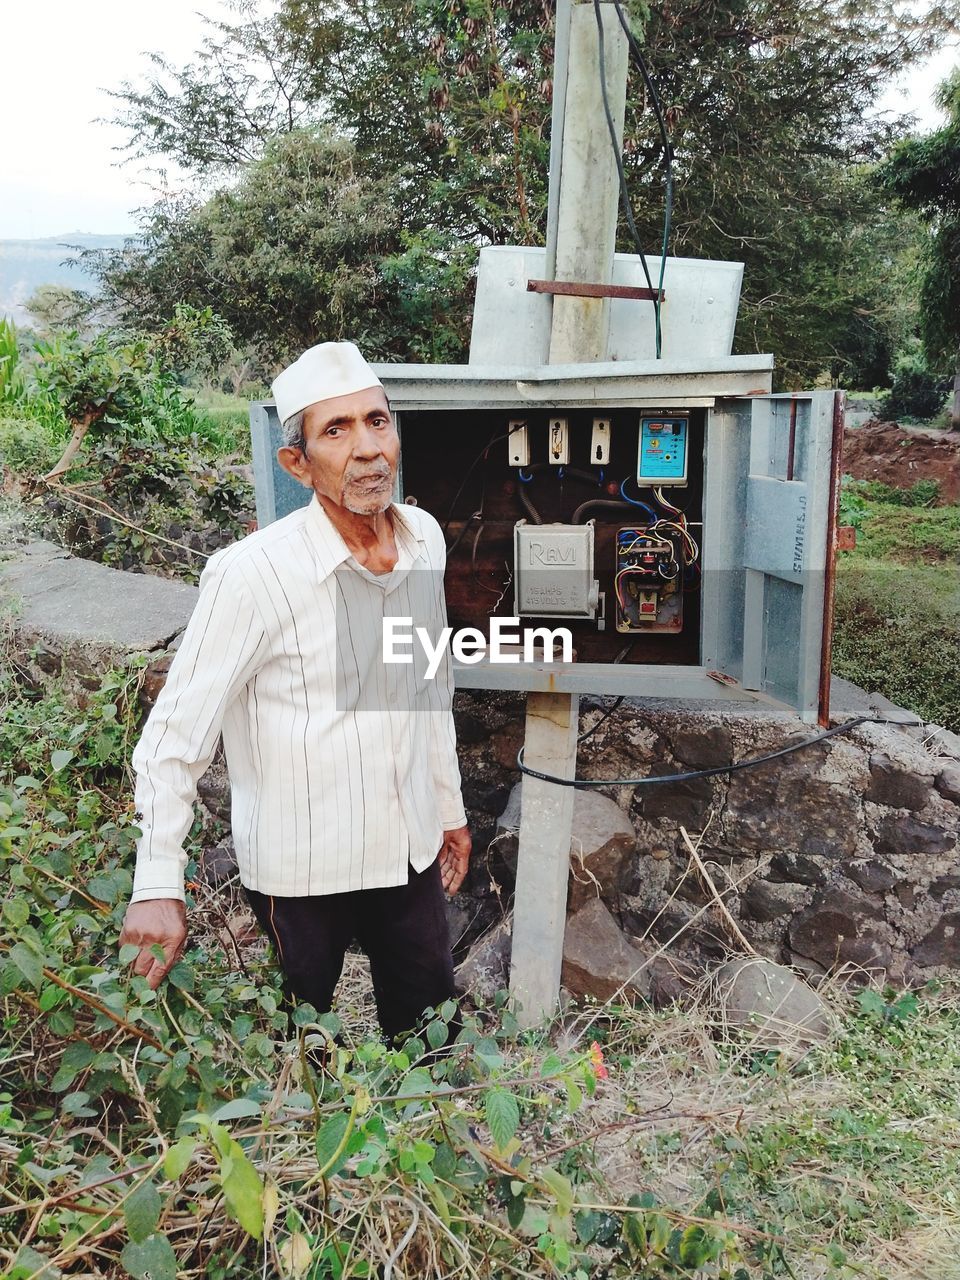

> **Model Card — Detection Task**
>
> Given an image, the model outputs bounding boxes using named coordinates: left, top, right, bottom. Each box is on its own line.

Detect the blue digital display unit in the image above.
left=637, top=415, right=689, bottom=487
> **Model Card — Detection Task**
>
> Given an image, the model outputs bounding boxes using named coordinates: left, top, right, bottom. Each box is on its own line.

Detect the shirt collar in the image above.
left=303, top=493, right=426, bottom=584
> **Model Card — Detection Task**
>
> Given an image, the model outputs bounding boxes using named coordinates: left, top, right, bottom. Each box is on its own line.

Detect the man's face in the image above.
left=279, top=386, right=399, bottom=515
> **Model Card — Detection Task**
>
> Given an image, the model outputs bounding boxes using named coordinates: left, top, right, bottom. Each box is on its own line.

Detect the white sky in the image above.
left=0, top=1, right=957, bottom=241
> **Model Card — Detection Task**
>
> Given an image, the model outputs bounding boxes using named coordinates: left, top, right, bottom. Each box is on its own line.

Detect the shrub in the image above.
left=877, top=357, right=950, bottom=421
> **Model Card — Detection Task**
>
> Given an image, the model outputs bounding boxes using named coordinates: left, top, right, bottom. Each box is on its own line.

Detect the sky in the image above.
left=0, top=1, right=957, bottom=241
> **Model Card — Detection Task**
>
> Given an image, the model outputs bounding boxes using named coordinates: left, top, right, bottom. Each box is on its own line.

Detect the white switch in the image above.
left=548, top=416, right=569, bottom=465
left=591, top=418, right=611, bottom=465
left=507, top=419, right=530, bottom=467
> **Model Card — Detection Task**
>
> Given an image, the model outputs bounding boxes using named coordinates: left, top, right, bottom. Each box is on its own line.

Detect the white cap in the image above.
left=271, top=341, right=383, bottom=425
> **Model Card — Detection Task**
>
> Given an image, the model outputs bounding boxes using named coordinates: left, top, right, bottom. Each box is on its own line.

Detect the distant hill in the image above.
left=0, top=233, right=127, bottom=326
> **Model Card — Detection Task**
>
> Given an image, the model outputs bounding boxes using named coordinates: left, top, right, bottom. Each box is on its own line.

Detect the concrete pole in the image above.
left=549, top=1, right=629, bottom=365
left=510, top=0, right=629, bottom=1027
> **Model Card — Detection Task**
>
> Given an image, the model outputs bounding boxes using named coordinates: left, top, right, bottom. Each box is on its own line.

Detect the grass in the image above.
left=832, top=478, right=960, bottom=731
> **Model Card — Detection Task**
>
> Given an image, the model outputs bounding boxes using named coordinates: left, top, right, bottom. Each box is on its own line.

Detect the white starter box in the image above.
left=514, top=522, right=600, bottom=618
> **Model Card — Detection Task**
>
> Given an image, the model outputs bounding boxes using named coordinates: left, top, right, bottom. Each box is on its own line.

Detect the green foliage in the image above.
left=98, top=0, right=953, bottom=381
left=833, top=560, right=960, bottom=732
left=878, top=350, right=951, bottom=421
left=0, top=319, right=27, bottom=407
left=846, top=476, right=942, bottom=508
left=92, top=130, right=475, bottom=367
left=876, top=68, right=960, bottom=382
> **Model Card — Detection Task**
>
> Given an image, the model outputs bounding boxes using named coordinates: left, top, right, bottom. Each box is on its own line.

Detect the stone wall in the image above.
left=451, top=681, right=960, bottom=988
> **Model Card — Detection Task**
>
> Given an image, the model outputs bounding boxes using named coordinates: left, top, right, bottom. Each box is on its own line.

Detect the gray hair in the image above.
left=281, top=409, right=306, bottom=451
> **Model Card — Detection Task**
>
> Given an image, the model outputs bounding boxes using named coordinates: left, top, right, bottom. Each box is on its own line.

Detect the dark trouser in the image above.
left=244, top=857, right=457, bottom=1046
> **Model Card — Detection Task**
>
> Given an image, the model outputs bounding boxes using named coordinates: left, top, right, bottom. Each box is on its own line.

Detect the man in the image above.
left=119, top=341, right=471, bottom=1045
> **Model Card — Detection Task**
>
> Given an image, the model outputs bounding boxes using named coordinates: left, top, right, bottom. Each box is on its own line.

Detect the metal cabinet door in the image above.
left=701, top=391, right=844, bottom=723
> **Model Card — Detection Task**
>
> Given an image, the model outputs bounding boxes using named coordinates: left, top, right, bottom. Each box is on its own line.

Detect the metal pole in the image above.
left=510, top=0, right=629, bottom=1027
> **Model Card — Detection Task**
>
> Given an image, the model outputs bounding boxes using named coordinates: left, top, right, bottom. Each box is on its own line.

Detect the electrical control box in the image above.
left=637, top=415, right=688, bottom=487
left=251, top=366, right=843, bottom=722
left=614, top=528, right=683, bottom=633
left=514, top=522, right=600, bottom=619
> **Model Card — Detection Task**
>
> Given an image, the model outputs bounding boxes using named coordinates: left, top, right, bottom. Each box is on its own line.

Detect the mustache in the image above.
left=345, top=464, right=392, bottom=484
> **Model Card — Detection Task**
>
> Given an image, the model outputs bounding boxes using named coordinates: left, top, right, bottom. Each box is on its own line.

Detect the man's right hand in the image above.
left=119, top=899, right=188, bottom=990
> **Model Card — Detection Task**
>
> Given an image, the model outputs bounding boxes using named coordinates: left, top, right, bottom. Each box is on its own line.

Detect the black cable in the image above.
left=592, top=0, right=656, bottom=300
left=518, top=715, right=927, bottom=789
left=578, top=696, right=626, bottom=743
left=592, top=0, right=675, bottom=359
left=442, top=423, right=526, bottom=541
left=518, top=484, right=544, bottom=525
left=612, top=0, right=675, bottom=337
left=572, top=497, right=634, bottom=523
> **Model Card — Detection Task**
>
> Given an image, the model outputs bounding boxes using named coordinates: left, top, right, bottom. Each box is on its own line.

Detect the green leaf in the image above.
left=2, top=897, right=30, bottom=929
left=315, top=1113, right=352, bottom=1178
left=540, top=1165, right=574, bottom=1218
left=856, top=988, right=886, bottom=1020
left=210, top=1097, right=262, bottom=1123
left=9, top=1245, right=61, bottom=1279
left=121, top=1232, right=178, bottom=1280
left=164, top=1136, right=197, bottom=1180
left=168, top=960, right=194, bottom=992
left=218, top=1136, right=264, bottom=1239
left=119, top=943, right=141, bottom=965
left=678, top=1224, right=714, bottom=1267
left=564, top=1076, right=582, bottom=1114
left=426, top=1018, right=448, bottom=1051
left=124, top=1178, right=162, bottom=1243
left=50, top=749, right=74, bottom=772
left=51, top=1042, right=96, bottom=1091
left=9, top=941, right=43, bottom=989
left=485, top=1087, right=520, bottom=1151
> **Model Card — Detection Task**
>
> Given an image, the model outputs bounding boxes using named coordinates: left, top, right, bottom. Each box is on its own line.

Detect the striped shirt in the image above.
left=129, top=496, right=465, bottom=903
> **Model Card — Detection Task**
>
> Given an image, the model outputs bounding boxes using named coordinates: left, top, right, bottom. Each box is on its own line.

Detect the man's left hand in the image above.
left=439, top=824, right=472, bottom=895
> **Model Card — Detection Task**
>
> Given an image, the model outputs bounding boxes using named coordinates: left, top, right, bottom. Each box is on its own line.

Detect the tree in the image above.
left=89, top=130, right=476, bottom=368
left=102, top=0, right=958, bottom=381
left=876, top=70, right=960, bottom=426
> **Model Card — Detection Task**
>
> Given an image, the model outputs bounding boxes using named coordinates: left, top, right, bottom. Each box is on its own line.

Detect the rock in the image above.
left=218, top=909, right=260, bottom=959
left=663, top=722, right=734, bottom=769
left=873, top=814, right=955, bottom=858
left=455, top=917, right=512, bottom=1003
left=711, top=957, right=833, bottom=1052
left=197, top=840, right=239, bottom=886
left=561, top=899, right=651, bottom=1002
left=452, top=710, right=490, bottom=746
left=461, top=779, right=511, bottom=816
left=929, top=875, right=960, bottom=900
left=621, top=903, right=729, bottom=960
left=646, top=955, right=699, bottom=1007
left=638, top=773, right=717, bottom=827
left=936, top=765, right=960, bottom=805
left=197, top=762, right=232, bottom=824
left=788, top=889, right=892, bottom=975
left=912, top=913, right=960, bottom=968
left=740, top=880, right=809, bottom=923
left=767, top=852, right=827, bottom=886
left=846, top=860, right=898, bottom=894
left=725, top=745, right=860, bottom=858
left=495, top=784, right=638, bottom=912
left=445, top=901, right=472, bottom=952
left=0, top=541, right=197, bottom=675
left=865, top=753, right=932, bottom=811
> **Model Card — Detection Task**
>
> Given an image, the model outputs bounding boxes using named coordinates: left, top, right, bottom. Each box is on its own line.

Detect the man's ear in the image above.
left=277, top=446, right=312, bottom=487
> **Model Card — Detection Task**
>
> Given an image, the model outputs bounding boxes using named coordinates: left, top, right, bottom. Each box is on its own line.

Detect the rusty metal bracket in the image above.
left=527, top=278, right=665, bottom=302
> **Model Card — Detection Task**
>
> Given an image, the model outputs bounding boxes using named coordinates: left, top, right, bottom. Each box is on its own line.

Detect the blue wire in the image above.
left=619, top=478, right=656, bottom=521
left=518, top=469, right=533, bottom=483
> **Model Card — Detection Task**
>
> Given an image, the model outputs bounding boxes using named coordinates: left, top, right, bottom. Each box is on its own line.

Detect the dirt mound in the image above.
left=843, top=419, right=960, bottom=504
